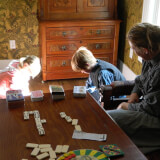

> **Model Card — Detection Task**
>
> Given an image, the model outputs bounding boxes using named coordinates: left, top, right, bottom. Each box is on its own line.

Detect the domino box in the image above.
left=73, top=86, right=86, bottom=97
left=6, top=90, right=25, bottom=108
left=31, top=90, right=44, bottom=102
left=49, top=85, right=65, bottom=100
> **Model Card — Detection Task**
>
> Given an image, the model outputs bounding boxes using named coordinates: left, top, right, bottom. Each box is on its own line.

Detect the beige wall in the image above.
left=0, top=0, right=39, bottom=60
left=118, top=0, right=144, bottom=75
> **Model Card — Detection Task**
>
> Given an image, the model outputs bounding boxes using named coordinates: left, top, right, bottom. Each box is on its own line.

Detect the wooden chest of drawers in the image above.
left=40, top=20, right=121, bottom=81
left=38, top=0, right=117, bottom=20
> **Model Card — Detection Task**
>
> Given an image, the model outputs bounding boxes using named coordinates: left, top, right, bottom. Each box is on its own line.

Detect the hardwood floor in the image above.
left=29, top=74, right=87, bottom=93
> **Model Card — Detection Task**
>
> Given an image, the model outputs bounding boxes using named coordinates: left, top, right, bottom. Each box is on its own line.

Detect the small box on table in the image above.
left=6, top=90, right=24, bottom=108
left=73, top=86, right=86, bottom=97
left=49, top=85, right=65, bottom=100
left=31, top=90, right=44, bottom=102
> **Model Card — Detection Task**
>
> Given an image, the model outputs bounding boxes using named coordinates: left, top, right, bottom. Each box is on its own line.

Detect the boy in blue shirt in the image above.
left=71, top=46, right=126, bottom=103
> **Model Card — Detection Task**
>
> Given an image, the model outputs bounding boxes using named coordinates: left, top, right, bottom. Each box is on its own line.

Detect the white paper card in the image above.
left=72, top=130, right=107, bottom=141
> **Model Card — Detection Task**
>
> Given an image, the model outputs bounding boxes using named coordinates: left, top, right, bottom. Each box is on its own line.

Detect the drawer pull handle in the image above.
left=61, top=45, right=66, bottom=50
left=62, top=61, right=66, bottom=66
left=96, top=30, right=101, bottom=34
left=62, top=32, right=67, bottom=36
left=96, top=44, right=100, bottom=49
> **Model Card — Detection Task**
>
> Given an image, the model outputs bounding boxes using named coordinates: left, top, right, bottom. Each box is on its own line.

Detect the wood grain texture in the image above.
left=29, top=74, right=87, bottom=92
left=38, top=0, right=116, bottom=20
left=0, top=81, right=147, bottom=159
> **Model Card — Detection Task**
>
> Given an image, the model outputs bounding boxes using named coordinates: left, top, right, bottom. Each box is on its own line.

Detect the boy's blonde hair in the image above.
left=19, top=55, right=41, bottom=78
left=71, top=46, right=97, bottom=72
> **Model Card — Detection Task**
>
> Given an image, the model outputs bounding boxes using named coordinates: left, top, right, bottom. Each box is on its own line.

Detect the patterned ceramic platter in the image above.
left=57, top=149, right=110, bottom=160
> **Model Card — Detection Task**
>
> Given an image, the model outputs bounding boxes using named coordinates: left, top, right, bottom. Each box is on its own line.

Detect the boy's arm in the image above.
left=98, top=70, right=114, bottom=88
left=86, top=76, right=96, bottom=93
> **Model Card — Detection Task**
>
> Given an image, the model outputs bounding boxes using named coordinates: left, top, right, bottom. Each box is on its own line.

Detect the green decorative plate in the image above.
left=57, top=149, right=110, bottom=160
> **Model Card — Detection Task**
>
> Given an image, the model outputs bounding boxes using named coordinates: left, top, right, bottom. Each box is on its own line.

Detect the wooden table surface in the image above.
left=0, top=90, right=147, bottom=160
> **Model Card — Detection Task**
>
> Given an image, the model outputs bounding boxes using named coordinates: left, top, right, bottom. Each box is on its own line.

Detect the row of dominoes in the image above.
left=23, top=110, right=40, bottom=120
left=23, top=110, right=46, bottom=135
left=60, top=112, right=82, bottom=131
left=22, top=143, right=69, bottom=160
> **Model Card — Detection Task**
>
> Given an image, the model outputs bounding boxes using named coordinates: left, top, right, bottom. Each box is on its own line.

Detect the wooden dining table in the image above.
left=0, top=90, right=147, bottom=160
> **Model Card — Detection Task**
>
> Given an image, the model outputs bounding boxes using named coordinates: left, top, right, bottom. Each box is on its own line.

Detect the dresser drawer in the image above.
left=46, top=56, right=72, bottom=71
left=47, top=39, right=113, bottom=55
left=84, top=39, right=114, bottom=53
left=81, top=26, right=115, bottom=39
left=46, top=54, right=113, bottom=72
left=46, top=26, right=115, bottom=40
left=45, top=55, right=112, bottom=80
left=46, top=56, right=88, bottom=80
left=46, top=27, right=81, bottom=40
left=46, top=40, right=80, bottom=55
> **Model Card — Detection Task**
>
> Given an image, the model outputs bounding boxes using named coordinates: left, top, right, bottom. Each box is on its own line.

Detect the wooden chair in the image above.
left=100, top=80, right=135, bottom=110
